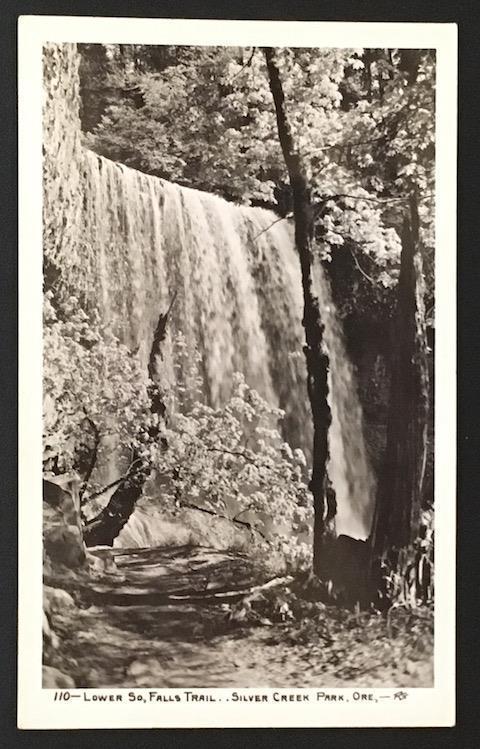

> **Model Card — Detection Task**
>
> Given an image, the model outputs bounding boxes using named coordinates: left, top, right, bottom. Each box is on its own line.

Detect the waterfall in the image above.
left=75, top=150, right=311, bottom=449
left=64, top=149, right=374, bottom=540
left=43, top=44, right=375, bottom=542
left=313, top=262, right=376, bottom=538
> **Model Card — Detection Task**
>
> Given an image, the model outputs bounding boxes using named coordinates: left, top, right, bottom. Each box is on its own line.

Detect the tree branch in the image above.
left=84, top=298, right=174, bottom=546
left=204, top=445, right=275, bottom=471
left=230, top=47, right=256, bottom=81
left=252, top=213, right=292, bottom=242
left=148, top=291, right=177, bottom=383
left=323, top=192, right=409, bottom=205
left=350, top=248, right=378, bottom=285
left=309, top=135, right=386, bottom=157
left=83, top=457, right=145, bottom=508
left=205, top=446, right=254, bottom=460
left=232, top=503, right=257, bottom=522
left=182, top=501, right=267, bottom=540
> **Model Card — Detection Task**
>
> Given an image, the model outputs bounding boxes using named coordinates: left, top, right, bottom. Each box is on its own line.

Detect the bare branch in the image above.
left=204, top=445, right=275, bottom=472
left=229, top=47, right=257, bottom=82
left=350, top=248, right=378, bottom=285
left=84, top=457, right=144, bottom=505
left=309, top=135, right=386, bottom=157
left=324, top=193, right=408, bottom=205
left=205, top=446, right=255, bottom=461
left=182, top=501, right=267, bottom=540
left=317, top=192, right=433, bottom=208
left=252, top=213, right=292, bottom=242
left=165, top=289, right=178, bottom=319
left=232, top=503, right=257, bottom=522
left=85, top=476, right=126, bottom=504
left=316, top=227, right=380, bottom=286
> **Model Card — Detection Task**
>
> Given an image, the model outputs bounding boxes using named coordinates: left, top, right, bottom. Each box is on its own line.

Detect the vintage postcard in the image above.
left=18, top=16, right=457, bottom=728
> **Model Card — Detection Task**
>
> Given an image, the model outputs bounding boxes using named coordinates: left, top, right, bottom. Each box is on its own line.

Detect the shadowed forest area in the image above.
left=42, top=43, right=434, bottom=689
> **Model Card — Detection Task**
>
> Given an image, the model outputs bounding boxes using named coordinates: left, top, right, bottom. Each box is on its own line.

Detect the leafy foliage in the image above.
left=82, top=44, right=434, bottom=320
left=43, top=291, right=153, bottom=482
left=154, top=370, right=313, bottom=567
left=43, top=301, right=312, bottom=565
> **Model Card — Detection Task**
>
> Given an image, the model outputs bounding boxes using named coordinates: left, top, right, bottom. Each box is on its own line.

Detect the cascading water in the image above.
left=76, top=150, right=311, bottom=449
left=312, top=262, right=376, bottom=538
left=43, top=44, right=375, bottom=544
left=66, top=149, right=375, bottom=541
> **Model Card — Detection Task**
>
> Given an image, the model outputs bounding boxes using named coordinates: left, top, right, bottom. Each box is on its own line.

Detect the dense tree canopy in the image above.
left=81, top=44, right=435, bottom=322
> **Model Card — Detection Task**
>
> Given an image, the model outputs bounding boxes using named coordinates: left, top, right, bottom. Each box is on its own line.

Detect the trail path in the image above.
left=44, top=546, right=433, bottom=689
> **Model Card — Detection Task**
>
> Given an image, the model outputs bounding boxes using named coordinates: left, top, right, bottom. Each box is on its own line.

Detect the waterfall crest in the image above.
left=65, top=150, right=374, bottom=539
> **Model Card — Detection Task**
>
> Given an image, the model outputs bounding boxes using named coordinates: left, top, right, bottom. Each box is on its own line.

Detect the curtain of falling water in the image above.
left=312, top=262, right=376, bottom=538
left=69, top=149, right=374, bottom=540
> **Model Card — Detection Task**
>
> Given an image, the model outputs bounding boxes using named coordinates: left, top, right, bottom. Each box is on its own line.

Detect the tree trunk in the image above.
left=84, top=301, right=173, bottom=547
left=83, top=462, right=147, bottom=547
left=263, top=48, right=331, bottom=574
left=371, top=196, right=429, bottom=555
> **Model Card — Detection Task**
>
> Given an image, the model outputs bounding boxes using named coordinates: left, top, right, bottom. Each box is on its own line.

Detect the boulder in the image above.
left=87, top=546, right=118, bottom=574
left=43, top=474, right=87, bottom=571
left=44, top=585, right=76, bottom=613
left=44, top=523, right=86, bottom=568
left=42, top=665, right=76, bottom=689
left=42, top=611, right=59, bottom=649
left=43, top=476, right=82, bottom=528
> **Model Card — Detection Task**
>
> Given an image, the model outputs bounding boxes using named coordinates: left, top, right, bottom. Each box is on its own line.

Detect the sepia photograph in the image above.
left=17, top=16, right=456, bottom=729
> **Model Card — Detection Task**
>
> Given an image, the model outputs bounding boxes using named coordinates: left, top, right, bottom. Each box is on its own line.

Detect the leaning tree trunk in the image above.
left=263, top=48, right=331, bottom=574
left=83, top=300, right=174, bottom=547
left=371, top=196, right=429, bottom=556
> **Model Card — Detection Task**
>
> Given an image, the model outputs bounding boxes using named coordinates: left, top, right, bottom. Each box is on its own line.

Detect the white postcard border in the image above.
left=18, top=16, right=457, bottom=729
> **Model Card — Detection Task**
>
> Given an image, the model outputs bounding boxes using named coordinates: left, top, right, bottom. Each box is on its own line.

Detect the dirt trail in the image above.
left=44, top=546, right=433, bottom=689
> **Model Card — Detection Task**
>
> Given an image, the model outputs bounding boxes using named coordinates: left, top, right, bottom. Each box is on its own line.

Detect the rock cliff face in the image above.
left=43, top=43, right=84, bottom=279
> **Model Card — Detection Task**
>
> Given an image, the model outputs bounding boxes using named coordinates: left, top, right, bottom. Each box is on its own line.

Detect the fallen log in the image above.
left=167, top=575, right=293, bottom=603
left=80, top=572, right=292, bottom=608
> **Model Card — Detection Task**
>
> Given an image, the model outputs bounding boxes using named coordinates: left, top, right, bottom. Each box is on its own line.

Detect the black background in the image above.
left=0, top=1, right=477, bottom=746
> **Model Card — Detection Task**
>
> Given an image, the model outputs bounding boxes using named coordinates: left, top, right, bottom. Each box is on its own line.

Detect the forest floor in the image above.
left=44, top=545, right=433, bottom=689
